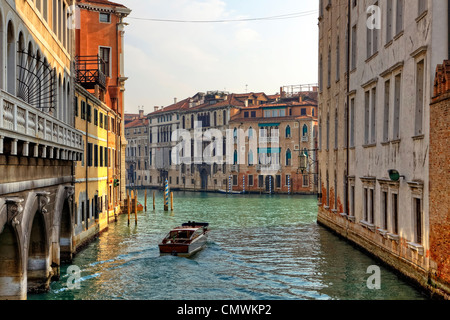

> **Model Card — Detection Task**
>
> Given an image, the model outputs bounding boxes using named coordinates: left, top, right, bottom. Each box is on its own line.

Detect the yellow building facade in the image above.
left=73, top=84, right=121, bottom=250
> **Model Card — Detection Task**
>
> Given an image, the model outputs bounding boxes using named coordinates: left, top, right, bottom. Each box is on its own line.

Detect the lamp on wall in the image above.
left=299, top=151, right=308, bottom=174
left=388, top=169, right=405, bottom=182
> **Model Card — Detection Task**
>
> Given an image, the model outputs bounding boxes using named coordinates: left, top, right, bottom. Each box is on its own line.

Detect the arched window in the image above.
left=233, top=150, right=238, bottom=165
left=248, top=126, right=254, bottom=139
left=302, top=124, right=308, bottom=137
left=285, top=125, right=291, bottom=138
left=248, top=150, right=254, bottom=166
left=7, top=21, right=16, bottom=94
left=286, top=149, right=292, bottom=166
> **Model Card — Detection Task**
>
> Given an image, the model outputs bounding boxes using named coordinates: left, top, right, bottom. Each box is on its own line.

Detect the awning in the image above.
left=258, top=123, right=280, bottom=127
left=258, top=148, right=281, bottom=154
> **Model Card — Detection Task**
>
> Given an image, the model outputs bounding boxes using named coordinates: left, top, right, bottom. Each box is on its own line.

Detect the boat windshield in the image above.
left=168, top=230, right=193, bottom=239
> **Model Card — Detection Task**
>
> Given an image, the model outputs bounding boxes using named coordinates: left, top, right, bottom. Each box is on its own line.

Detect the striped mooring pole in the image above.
left=243, top=175, right=245, bottom=194
left=228, top=176, right=232, bottom=193
left=288, top=175, right=291, bottom=195
left=164, top=179, right=169, bottom=211
left=269, top=176, right=272, bottom=194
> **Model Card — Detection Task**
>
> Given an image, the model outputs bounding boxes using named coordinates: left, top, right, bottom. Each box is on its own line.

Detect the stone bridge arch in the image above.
left=0, top=184, right=75, bottom=299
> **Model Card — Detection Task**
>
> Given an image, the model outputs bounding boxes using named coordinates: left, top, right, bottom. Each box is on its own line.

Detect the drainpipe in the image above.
left=345, top=0, right=351, bottom=215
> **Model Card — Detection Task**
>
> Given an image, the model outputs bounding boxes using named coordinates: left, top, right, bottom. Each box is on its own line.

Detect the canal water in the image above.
left=29, top=191, right=426, bottom=300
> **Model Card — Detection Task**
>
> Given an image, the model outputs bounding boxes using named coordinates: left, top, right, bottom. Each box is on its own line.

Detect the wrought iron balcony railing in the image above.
left=75, top=55, right=107, bottom=90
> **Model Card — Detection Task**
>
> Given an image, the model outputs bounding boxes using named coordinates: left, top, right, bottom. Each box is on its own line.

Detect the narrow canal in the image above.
left=30, top=191, right=426, bottom=300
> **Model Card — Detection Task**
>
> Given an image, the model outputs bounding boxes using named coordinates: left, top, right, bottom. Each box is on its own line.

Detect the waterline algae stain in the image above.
left=29, top=191, right=426, bottom=300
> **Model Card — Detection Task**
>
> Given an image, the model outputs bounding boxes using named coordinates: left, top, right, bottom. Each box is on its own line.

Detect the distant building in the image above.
left=317, top=0, right=449, bottom=298
left=125, top=86, right=318, bottom=194
left=229, top=90, right=318, bottom=194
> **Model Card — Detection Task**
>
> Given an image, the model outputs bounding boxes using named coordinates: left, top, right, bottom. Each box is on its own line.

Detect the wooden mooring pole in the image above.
left=134, top=194, right=138, bottom=225
left=127, top=195, right=130, bottom=225
left=145, top=189, right=147, bottom=211
left=170, top=192, right=174, bottom=211
left=153, top=191, right=156, bottom=210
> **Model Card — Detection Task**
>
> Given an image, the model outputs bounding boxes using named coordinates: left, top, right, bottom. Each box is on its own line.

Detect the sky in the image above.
left=120, top=0, right=319, bottom=114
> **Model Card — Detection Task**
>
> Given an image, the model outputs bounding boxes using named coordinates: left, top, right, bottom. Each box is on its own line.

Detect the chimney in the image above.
left=154, top=106, right=159, bottom=112
left=174, top=97, right=177, bottom=104
left=139, top=108, right=144, bottom=119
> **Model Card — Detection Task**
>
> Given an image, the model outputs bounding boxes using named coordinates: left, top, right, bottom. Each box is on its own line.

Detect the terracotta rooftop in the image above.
left=78, top=0, right=128, bottom=9
left=125, top=118, right=149, bottom=129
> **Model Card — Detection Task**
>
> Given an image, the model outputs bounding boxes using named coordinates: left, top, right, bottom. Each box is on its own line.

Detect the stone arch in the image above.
left=0, top=198, right=25, bottom=299
left=22, top=192, right=52, bottom=294
left=53, top=186, right=75, bottom=267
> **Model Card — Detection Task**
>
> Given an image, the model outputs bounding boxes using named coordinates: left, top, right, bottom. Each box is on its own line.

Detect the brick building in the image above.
left=429, top=60, right=450, bottom=298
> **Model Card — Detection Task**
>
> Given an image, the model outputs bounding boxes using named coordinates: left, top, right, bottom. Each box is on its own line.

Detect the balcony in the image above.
left=75, top=55, right=107, bottom=90
left=0, top=90, right=84, bottom=159
left=231, top=165, right=239, bottom=172
left=259, top=136, right=280, bottom=144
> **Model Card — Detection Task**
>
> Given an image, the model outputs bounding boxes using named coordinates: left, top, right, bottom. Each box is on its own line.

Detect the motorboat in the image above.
left=159, top=222, right=209, bottom=257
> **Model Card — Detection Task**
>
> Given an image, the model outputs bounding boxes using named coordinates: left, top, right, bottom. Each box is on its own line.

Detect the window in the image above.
left=251, top=111, right=256, bottom=117
left=244, top=111, right=249, bottom=118
left=100, top=13, right=111, bottom=23
left=371, top=87, right=377, bottom=144
left=364, top=91, right=370, bottom=144
left=94, top=109, right=98, bottom=126
left=272, top=175, right=280, bottom=189
left=386, top=0, right=393, bottom=43
left=303, top=175, right=309, bottom=187
left=350, top=185, right=355, bottom=217
left=248, top=150, right=254, bottom=166
left=100, top=146, right=103, bottom=167
left=327, top=46, right=331, bottom=88
left=366, top=2, right=379, bottom=58
left=258, top=175, right=264, bottom=188
left=233, top=175, right=238, bottom=186
left=94, top=144, right=98, bottom=167
left=351, top=25, right=357, bottom=70
left=336, top=37, right=340, bottom=81
left=285, top=125, right=291, bottom=138
left=87, top=143, right=93, bottom=167
left=301, top=108, right=307, bottom=116
left=414, top=198, right=423, bottom=244
left=383, top=80, right=390, bottom=142
left=99, top=47, right=111, bottom=77
left=334, top=109, right=338, bottom=148
left=87, top=104, right=92, bottom=122
left=285, top=149, right=292, bottom=166
left=326, top=113, right=330, bottom=150
left=248, top=175, right=254, bottom=186
left=350, top=98, right=355, bottom=147
left=74, top=96, right=79, bottom=117
left=81, top=101, right=86, bottom=120
left=382, top=191, right=388, bottom=230
left=396, top=0, right=404, bottom=35
left=319, top=55, right=323, bottom=91
left=392, top=193, right=399, bottom=234
left=393, top=74, right=401, bottom=140
left=415, top=60, right=425, bottom=136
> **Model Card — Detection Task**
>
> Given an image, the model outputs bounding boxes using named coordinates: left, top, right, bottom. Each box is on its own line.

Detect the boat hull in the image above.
left=159, top=234, right=208, bottom=257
